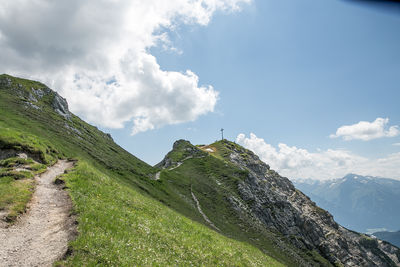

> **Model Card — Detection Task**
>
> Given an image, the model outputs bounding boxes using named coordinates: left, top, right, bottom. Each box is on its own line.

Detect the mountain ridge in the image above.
left=1, top=74, right=400, bottom=266
left=155, top=138, right=400, bottom=265
left=293, top=173, right=400, bottom=234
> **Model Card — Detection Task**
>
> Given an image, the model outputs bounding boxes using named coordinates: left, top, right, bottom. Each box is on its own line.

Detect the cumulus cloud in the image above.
left=393, top=143, right=400, bottom=146
left=0, top=0, right=249, bottom=134
left=237, top=133, right=400, bottom=180
left=330, top=118, right=399, bottom=141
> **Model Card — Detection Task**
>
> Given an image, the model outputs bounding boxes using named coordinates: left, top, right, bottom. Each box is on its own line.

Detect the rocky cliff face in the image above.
left=221, top=140, right=400, bottom=266
left=160, top=140, right=400, bottom=266
left=0, top=74, right=71, bottom=119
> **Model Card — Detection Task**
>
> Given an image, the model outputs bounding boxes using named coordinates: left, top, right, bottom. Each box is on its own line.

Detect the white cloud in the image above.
left=237, top=133, right=400, bottom=180
left=393, top=143, right=400, bottom=146
left=330, top=118, right=399, bottom=141
left=0, top=0, right=250, bottom=134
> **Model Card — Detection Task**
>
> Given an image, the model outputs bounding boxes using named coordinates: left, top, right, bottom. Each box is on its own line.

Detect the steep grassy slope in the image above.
left=155, top=140, right=331, bottom=266
left=0, top=154, right=46, bottom=221
left=3, top=74, right=398, bottom=266
left=61, top=161, right=282, bottom=266
left=155, top=140, right=400, bottom=266
left=0, top=74, right=284, bottom=265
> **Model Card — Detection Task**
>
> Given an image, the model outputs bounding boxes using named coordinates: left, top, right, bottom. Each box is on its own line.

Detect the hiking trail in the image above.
left=0, top=160, right=76, bottom=267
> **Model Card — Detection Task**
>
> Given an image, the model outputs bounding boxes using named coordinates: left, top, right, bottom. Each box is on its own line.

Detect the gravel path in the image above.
left=0, top=160, right=76, bottom=267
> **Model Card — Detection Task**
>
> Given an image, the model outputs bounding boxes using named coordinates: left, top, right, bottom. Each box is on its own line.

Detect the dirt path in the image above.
left=190, top=186, right=220, bottom=232
left=154, top=156, right=197, bottom=180
left=0, top=160, right=76, bottom=267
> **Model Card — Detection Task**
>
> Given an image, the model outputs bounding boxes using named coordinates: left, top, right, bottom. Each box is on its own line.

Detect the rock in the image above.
left=64, top=123, right=82, bottom=136
left=218, top=140, right=400, bottom=267
left=52, top=92, right=71, bottom=119
left=28, top=93, right=38, bottom=102
left=105, top=133, right=113, bottom=141
left=17, top=153, right=28, bottom=159
left=155, top=140, right=206, bottom=169
left=31, top=88, right=45, bottom=98
left=25, top=102, right=40, bottom=110
left=1, top=75, right=70, bottom=119
left=0, top=149, right=43, bottom=163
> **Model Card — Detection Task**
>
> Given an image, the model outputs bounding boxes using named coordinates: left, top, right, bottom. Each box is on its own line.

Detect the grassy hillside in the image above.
left=61, top=161, right=282, bottom=266
left=154, top=140, right=331, bottom=266
left=0, top=74, right=287, bottom=265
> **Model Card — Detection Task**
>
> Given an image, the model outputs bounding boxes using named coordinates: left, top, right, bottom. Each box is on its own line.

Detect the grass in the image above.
left=0, top=162, right=45, bottom=221
left=0, top=74, right=332, bottom=266
left=0, top=126, right=59, bottom=165
left=0, top=155, right=47, bottom=221
left=0, top=176, right=35, bottom=221
left=58, top=161, right=283, bottom=266
left=206, top=140, right=249, bottom=160
left=0, top=74, right=287, bottom=265
left=151, top=153, right=331, bottom=266
left=0, top=157, right=34, bottom=167
left=161, top=140, right=207, bottom=164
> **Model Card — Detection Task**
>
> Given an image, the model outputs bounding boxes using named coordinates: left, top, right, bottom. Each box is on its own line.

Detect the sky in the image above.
left=0, top=0, right=399, bottom=180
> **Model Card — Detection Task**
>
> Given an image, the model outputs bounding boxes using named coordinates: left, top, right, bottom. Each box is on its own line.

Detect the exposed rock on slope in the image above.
left=0, top=74, right=71, bottom=119
left=227, top=141, right=399, bottom=266
left=156, top=140, right=207, bottom=169
left=161, top=140, right=400, bottom=266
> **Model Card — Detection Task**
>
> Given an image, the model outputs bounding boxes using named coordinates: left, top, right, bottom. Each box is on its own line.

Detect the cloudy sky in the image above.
left=1, top=0, right=400, bottom=180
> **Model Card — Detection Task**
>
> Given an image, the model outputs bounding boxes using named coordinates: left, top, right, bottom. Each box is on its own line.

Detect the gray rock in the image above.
left=64, top=123, right=82, bottom=136
left=155, top=139, right=206, bottom=169
left=17, top=153, right=28, bottom=159
left=31, top=88, right=45, bottom=99
left=52, top=92, right=71, bottom=119
left=221, top=141, right=400, bottom=267
left=28, top=93, right=38, bottom=102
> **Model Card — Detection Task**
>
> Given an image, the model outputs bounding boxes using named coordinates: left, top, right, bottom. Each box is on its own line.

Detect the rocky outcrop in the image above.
left=0, top=148, right=44, bottom=163
left=221, top=140, right=400, bottom=266
left=156, top=139, right=206, bottom=169
left=52, top=92, right=71, bottom=119
left=0, top=74, right=71, bottom=119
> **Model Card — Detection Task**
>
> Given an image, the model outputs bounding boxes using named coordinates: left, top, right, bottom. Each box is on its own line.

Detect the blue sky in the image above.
left=1, top=0, right=399, bottom=179
left=111, top=0, right=400, bottom=176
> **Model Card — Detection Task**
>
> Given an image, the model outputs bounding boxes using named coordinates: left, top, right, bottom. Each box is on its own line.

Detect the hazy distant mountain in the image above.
left=373, top=231, right=400, bottom=248
left=293, top=174, right=400, bottom=233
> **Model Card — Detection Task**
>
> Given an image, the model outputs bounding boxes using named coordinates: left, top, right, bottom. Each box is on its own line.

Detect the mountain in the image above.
left=293, top=174, right=400, bottom=234
left=156, top=141, right=400, bottom=266
left=1, top=74, right=400, bottom=266
left=374, top=231, right=400, bottom=248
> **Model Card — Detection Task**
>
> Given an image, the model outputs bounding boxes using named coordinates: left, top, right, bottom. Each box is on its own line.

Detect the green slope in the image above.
left=0, top=74, right=285, bottom=265
left=152, top=140, right=332, bottom=266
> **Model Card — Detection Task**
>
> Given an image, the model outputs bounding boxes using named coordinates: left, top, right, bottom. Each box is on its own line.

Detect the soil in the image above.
left=0, top=160, right=76, bottom=267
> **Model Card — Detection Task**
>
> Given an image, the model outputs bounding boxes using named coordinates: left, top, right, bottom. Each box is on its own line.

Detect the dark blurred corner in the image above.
left=343, top=0, right=400, bottom=14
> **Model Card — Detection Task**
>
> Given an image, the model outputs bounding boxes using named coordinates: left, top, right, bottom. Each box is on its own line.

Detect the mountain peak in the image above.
left=155, top=139, right=206, bottom=169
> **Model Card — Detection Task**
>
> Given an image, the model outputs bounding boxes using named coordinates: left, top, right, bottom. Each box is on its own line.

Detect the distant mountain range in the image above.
left=293, top=174, right=400, bottom=234
left=373, top=231, right=400, bottom=248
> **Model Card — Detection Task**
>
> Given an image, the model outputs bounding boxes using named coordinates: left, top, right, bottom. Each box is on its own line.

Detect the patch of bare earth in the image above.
left=0, top=160, right=76, bottom=267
